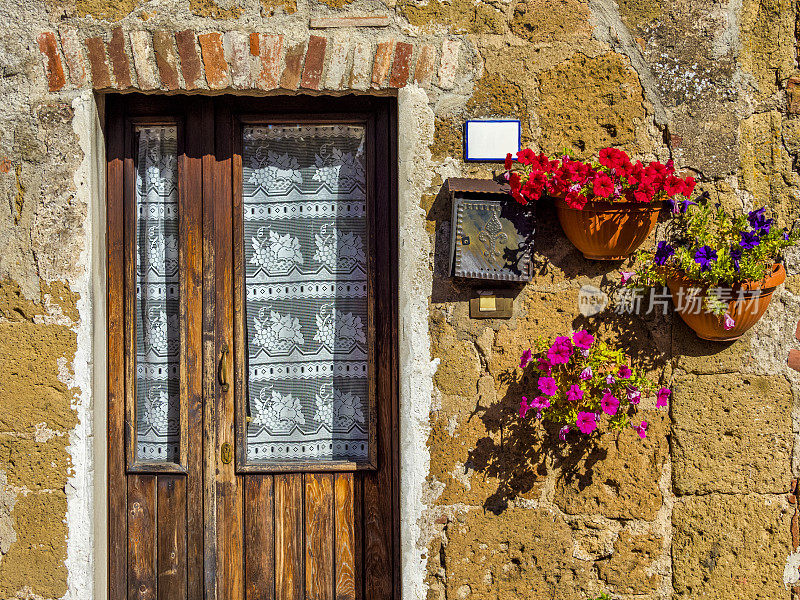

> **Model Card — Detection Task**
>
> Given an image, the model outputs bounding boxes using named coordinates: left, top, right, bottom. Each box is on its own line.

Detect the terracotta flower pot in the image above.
left=665, top=263, right=786, bottom=342
left=554, top=198, right=663, bottom=260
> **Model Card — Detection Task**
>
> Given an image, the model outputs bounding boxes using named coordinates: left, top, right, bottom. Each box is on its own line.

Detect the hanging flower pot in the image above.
left=665, top=263, right=785, bottom=341
left=555, top=197, right=663, bottom=260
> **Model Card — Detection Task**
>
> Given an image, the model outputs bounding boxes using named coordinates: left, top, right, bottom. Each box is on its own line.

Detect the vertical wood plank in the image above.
left=334, top=474, right=358, bottom=600
left=245, top=475, right=275, bottom=599
left=107, top=96, right=128, bottom=600
left=275, top=474, right=303, bottom=600
left=157, top=476, right=186, bottom=600
left=306, top=474, right=334, bottom=600
left=128, top=474, right=157, bottom=600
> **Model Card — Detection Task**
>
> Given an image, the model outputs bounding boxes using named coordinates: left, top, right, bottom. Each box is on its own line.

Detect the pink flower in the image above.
left=538, top=377, right=558, bottom=397
left=576, top=411, right=598, bottom=434
left=530, top=395, right=551, bottom=419
left=656, top=387, right=671, bottom=408
left=566, top=384, right=584, bottom=402
left=627, top=386, right=641, bottom=405
left=559, top=425, right=570, bottom=441
left=618, top=365, right=632, bottom=379
left=620, top=271, right=634, bottom=284
left=547, top=336, right=573, bottom=365
left=537, top=358, right=553, bottom=374
left=520, top=349, right=533, bottom=368
left=633, top=420, right=648, bottom=439
left=572, top=330, right=594, bottom=350
left=605, top=374, right=616, bottom=385
left=601, top=391, right=620, bottom=416
left=723, top=313, right=735, bottom=330
left=579, top=366, right=593, bottom=381
left=519, top=397, right=531, bottom=418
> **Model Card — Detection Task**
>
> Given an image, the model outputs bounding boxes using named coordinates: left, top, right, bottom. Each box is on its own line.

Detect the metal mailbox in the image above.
left=447, top=177, right=535, bottom=282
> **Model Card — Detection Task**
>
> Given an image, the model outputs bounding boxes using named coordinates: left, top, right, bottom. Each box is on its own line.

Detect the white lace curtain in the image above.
left=135, top=126, right=180, bottom=462
left=242, top=125, right=370, bottom=462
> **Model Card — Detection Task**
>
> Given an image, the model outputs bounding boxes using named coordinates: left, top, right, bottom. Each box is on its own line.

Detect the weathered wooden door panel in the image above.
left=108, top=95, right=398, bottom=600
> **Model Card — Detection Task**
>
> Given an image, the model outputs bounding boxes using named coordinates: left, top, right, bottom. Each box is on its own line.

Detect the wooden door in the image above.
left=107, top=95, right=399, bottom=600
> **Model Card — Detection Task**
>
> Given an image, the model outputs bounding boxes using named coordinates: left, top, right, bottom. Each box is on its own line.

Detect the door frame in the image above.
left=104, top=93, right=401, bottom=600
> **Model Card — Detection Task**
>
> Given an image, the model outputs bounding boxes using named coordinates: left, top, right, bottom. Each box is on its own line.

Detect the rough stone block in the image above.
left=37, top=32, right=66, bottom=92
left=84, top=36, right=112, bottom=89
left=324, top=35, right=350, bottom=90
left=371, top=40, right=394, bottom=88
left=389, top=41, right=412, bottom=88
left=129, top=31, right=159, bottom=91
left=280, top=42, right=306, bottom=90
left=59, top=29, right=88, bottom=87
left=438, top=39, right=460, bottom=89
left=251, top=33, right=283, bottom=91
left=107, top=27, right=132, bottom=89
left=671, top=374, right=792, bottom=495
left=175, top=29, right=203, bottom=90
left=413, top=43, right=435, bottom=86
left=198, top=32, right=229, bottom=90
left=223, top=31, right=249, bottom=90
left=596, top=530, right=662, bottom=594
left=300, top=35, right=327, bottom=90
left=672, top=494, right=791, bottom=599
left=152, top=30, right=181, bottom=91
left=349, top=41, right=372, bottom=90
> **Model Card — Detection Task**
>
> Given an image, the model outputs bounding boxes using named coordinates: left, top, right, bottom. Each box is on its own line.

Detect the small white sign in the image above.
left=464, top=119, right=521, bottom=162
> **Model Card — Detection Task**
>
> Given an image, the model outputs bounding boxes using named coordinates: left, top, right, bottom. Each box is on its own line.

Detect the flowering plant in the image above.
left=499, top=147, right=697, bottom=209
left=518, top=331, right=669, bottom=440
left=624, top=192, right=799, bottom=314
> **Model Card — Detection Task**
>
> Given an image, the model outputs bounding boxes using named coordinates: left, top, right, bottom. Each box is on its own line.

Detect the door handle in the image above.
left=218, top=342, right=229, bottom=393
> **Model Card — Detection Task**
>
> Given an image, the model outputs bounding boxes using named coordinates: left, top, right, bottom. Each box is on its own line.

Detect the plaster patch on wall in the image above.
left=397, top=84, right=436, bottom=600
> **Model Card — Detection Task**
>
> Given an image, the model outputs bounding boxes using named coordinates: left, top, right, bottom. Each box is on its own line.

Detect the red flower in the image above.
left=627, top=161, right=645, bottom=185
left=683, top=175, right=696, bottom=197
left=633, top=182, right=655, bottom=202
left=599, top=147, right=630, bottom=170
left=516, top=148, right=536, bottom=166
left=663, top=175, right=684, bottom=196
left=505, top=153, right=513, bottom=171
left=565, top=191, right=588, bottom=209
left=593, top=173, right=614, bottom=198
left=530, top=153, right=551, bottom=172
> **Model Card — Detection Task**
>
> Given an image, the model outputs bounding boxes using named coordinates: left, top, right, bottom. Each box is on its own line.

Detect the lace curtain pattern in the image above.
left=243, top=124, right=369, bottom=462
left=135, top=126, right=180, bottom=462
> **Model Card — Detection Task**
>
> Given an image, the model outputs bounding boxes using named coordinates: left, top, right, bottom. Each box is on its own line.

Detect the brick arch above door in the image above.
left=36, top=27, right=465, bottom=93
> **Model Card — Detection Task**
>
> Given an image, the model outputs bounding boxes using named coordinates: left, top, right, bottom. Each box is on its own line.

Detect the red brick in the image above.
left=389, top=41, right=412, bottom=88
left=84, top=37, right=112, bottom=89
left=198, top=32, right=229, bottom=90
left=281, top=42, right=306, bottom=90
left=175, top=29, right=203, bottom=90
left=152, top=30, right=181, bottom=91
left=371, top=40, right=394, bottom=88
left=59, top=29, right=87, bottom=87
left=789, top=348, right=800, bottom=372
left=130, top=31, right=159, bottom=90
left=796, top=319, right=800, bottom=342
left=789, top=77, right=800, bottom=115
left=251, top=33, right=283, bottom=91
left=413, top=43, right=435, bottom=87
left=107, top=27, right=132, bottom=89
left=37, top=32, right=66, bottom=92
left=300, top=35, right=327, bottom=90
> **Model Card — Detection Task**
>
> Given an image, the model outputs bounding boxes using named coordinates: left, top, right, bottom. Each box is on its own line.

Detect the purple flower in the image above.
left=680, top=199, right=696, bottom=213
left=693, top=245, right=718, bottom=272
left=656, top=387, right=671, bottom=408
left=519, top=397, right=531, bottom=418
left=739, top=230, right=760, bottom=250
left=620, top=271, right=635, bottom=284
left=605, top=373, right=616, bottom=386
left=748, top=207, right=773, bottom=235
left=784, top=229, right=791, bottom=241
left=633, top=420, right=648, bottom=439
left=601, top=391, right=620, bottom=416
left=559, top=425, right=570, bottom=441
left=579, top=366, right=593, bottom=381
left=572, top=330, right=594, bottom=350
left=566, top=384, right=584, bottom=402
left=537, top=358, right=552, bottom=374
left=618, top=365, right=632, bottom=379
left=730, top=246, right=742, bottom=272
left=627, top=386, right=641, bottom=404
left=547, top=336, right=573, bottom=365
left=654, top=241, right=675, bottom=266
left=723, top=313, right=735, bottom=330
left=520, top=349, right=533, bottom=368
left=538, top=377, right=558, bottom=397
left=576, top=412, right=598, bottom=435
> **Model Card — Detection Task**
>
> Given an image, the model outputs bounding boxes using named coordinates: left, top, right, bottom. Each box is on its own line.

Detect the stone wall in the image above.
left=1, top=0, right=799, bottom=598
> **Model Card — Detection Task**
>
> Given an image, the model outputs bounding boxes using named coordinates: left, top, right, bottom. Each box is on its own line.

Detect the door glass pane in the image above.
left=135, top=126, right=180, bottom=462
left=243, top=124, right=370, bottom=463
